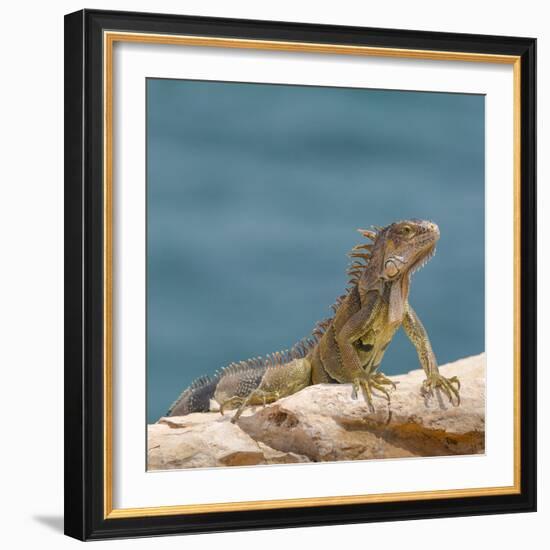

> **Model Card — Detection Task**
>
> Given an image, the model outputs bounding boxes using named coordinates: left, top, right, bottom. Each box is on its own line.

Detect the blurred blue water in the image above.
left=146, top=79, right=484, bottom=423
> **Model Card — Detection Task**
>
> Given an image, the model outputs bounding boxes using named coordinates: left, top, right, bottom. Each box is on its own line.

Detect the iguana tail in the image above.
left=166, top=373, right=221, bottom=416
left=213, top=340, right=316, bottom=412
left=167, top=335, right=320, bottom=418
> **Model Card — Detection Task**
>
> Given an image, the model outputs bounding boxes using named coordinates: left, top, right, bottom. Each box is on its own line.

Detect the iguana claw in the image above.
left=352, top=372, right=397, bottom=413
left=372, top=372, right=398, bottom=391
left=421, top=373, right=461, bottom=406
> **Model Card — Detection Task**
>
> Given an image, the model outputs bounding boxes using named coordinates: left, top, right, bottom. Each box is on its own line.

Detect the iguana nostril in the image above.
left=428, top=222, right=440, bottom=236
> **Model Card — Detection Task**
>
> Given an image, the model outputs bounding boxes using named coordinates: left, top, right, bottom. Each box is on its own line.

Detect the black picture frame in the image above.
left=64, top=8, right=536, bottom=541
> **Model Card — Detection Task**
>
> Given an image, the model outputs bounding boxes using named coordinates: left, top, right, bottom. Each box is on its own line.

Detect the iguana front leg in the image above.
left=402, top=304, right=460, bottom=405
left=331, top=295, right=394, bottom=411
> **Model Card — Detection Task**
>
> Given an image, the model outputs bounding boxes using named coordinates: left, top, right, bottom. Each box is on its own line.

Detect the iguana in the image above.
left=167, top=219, right=460, bottom=422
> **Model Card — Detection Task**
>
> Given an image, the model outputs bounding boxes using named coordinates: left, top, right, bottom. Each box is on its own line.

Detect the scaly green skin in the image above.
left=167, top=219, right=460, bottom=422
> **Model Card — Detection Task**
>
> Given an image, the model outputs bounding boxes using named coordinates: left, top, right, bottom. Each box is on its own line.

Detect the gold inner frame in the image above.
left=103, top=31, right=522, bottom=520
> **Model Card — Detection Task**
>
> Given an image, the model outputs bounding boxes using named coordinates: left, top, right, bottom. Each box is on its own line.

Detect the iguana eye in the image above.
left=401, top=225, right=412, bottom=236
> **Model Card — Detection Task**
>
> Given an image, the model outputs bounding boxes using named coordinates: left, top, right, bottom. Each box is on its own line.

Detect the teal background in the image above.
left=146, top=79, right=485, bottom=423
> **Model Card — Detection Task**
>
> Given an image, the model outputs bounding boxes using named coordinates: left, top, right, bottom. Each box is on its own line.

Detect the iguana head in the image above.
left=349, top=219, right=439, bottom=322
left=349, top=219, right=439, bottom=313
left=379, top=219, right=440, bottom=281
left=351, top=219, right=439, bottom=282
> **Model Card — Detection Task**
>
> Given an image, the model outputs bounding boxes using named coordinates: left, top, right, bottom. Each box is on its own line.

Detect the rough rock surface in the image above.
left=148, top=353, right=485, bottom=470
left=148, top=413, right=310, bottom=469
